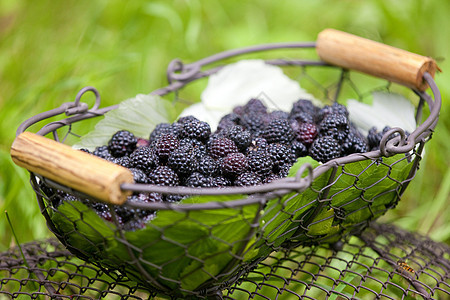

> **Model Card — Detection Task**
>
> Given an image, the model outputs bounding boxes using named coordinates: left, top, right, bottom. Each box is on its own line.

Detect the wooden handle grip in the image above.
left=316, top=28, right=438, bottom=91
left=11, top=132, right=134, bottom=205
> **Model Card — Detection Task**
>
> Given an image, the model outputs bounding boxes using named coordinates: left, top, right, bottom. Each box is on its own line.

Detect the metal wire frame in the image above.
left=1, top=223, right=448, bottom=299
left=13, top=42, right=442, bottom=297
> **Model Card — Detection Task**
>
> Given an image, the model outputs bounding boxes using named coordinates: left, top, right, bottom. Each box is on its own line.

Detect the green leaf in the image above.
left=73, top=94, right=178, bottom=150
left=307, top=208, right=335, bottom=236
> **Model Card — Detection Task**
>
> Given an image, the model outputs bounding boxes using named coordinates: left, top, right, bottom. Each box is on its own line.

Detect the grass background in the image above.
left=0, top=0, right=449, bottom=254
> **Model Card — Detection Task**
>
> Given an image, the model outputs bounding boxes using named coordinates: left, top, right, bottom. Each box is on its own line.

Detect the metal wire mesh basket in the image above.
left=1, top=223, right=449, bottom=299
left=10, top=29, right=441, bottom=298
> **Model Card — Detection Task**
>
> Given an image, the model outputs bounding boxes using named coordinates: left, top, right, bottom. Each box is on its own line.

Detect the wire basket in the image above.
left=1, top=223, right=449, bottom=299
left=10, top=29, right=441, bottom=298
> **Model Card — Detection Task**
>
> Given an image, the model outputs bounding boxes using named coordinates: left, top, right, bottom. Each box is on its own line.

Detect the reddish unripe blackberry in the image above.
left=319, top=113, right=350, bottom=143
left=167, top=146, right=199, bottom=176
left=130, top=146, right=158, bottom=171
left=197, top=155, right=220, bottom=176
left=148, top=166, right=179, bottom=186
left=108, top=130, right=137, bottom=157
left=154, top=134, right=180, bottom=162
left=262, top=118, right=295, bottom=144
left=234, top=172, right=262, bottom=186
left=208, top=137, right=239, bottom=160
left=246, top=150, right=273, bottom=176
left=179, top=117, right=211, bottom=142
left=309, top=136, right=341, bottom=163
left=295, top=122, right=318, bottom=146
left=227, top=125, right=252, bottom=151
left=221, top=152, right=248, bottom=177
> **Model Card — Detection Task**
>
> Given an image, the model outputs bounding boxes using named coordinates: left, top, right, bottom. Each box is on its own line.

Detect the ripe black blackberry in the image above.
left=367, top=126, right=393, bottom=150
left=211, top=175, right=231, bottom=187
left=208, top=137, right=239, bottom=160
left=93, top=145, right=112, bottom=159
left=221, top=152, right=248, bottom=177
left=267, top=110, right=289, bottom=122
left=309, top=136, right=341, bottom=163
left=294, top=122, right=318, bottom=146
left=108, top=130, right=138, bottom=157
left=184, top=172, right=213, bottom=188
left=290, top=99, right=318, bottom=117
left=246, top=150, right=273, bottom=176
left=179, top=138, right=207, bottom=160
left=316, top=102, right=349, bottom=122
left=130, top=146, right=158, bottom=171
left=197, top=155, right=220, bottom=177
left=247, top=137, right=269, bottom=152
left=291, top=140, right=308, bottom=158
left=290, top=111, right=315, bottom=124
left=148, top=166, right=179, bottom=186
left=262, top=118, right=295, bottom=144
left=165, top=194, right=186, bottom=203
left=234, top=172, right=262, bottom=186
left=242, top=98, right=268, bottom=115
left=216, top=112, right=241, bottom=132
left=266, top=143, right=295, bottom=172
left=319, top=113, right=350, bottom=143
left=149, top=123, right=171, bottom=142
left=226, top=125, right=252, bottom=151
left=341, top=131, right=369, bottom=155
left=109, top=156, right=132, bottom=168
left=240, top=111, right=268, bottom=135
left=128, top=192, right=163, bottom=218
left=179, top=117, right=211, bottom=142
left=154, top=134, right=180, bottom=162
left=167, top=145, right=199, bottom=176
left=129, top=168, right=149, bottom=184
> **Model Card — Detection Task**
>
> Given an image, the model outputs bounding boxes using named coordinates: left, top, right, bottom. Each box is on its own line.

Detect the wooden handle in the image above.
left=11, top=132, right=134, bottom=205
left=316, top=28, right=438, bottom=91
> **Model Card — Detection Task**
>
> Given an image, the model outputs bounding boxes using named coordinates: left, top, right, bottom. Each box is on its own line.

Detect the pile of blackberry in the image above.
left=47, top=98, right=396, bottom=230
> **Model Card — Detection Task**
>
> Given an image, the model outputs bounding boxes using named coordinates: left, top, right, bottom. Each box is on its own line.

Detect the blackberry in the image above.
left=367, top=126, right=394, bottom=150
left=240, top=111, right=268, bottom=135
left=309, top=136, right=341, bottom=163
left=93, top=145, right=112, bottom=159
left=342, top=132, right=369, bottom=155
left=216, top=113, right=241, bottom=132
left=109, top=155, right=132, bottom=168
left=208, top=137, right=239, bottom=160
left=129, top=168, right=149, bottom=184
left=79, top=148, right=91, bottom=154
left=291, top=140, right=308, bottom=158
left=246, top=150, right=273, bottom=176
left=154, top=134, right=180, bottom=162
left=114, top=205, right=136, bottom=224
left=221, top=152, right=248, bottom=177
left=319, top=113, right=350, bottom=143
left=227, top=125, right=252, bottom=151
left=267, top=110, right=289, bottom=122
left=177, top=115, right=199, bottom=124
left=234, top=172, right=262, bottom=186
left=290, top=99, right=318, bottom=117
left=165, top=194, right=186, bottom=203
left=108, top=130, right=137, bottom=157
left=294, top=122, right=318, bottom=146
left=148, top=166, right=179, bottom=186
left=179, top=138, right=207, bottom=160
left=246, top=137, right=269, bottom=153
left=211, top=176, right=231, bottom=187
left=128, top=192, right=162, bottom=218
left=316, top=102, right=349, bottom=122
left=167, top=145, right=198, bottom=176
left=267, top=143, right=295, bottom=172
left=262, top=119, right=295, bottom=144
left=179, top=118, right=211, bottom=142
left=290, top=111, right=314, bottom=124
left=149, top=123, right=182, bottom=143
left=242, top=98, right=268, bottom=115
left=130, top=146, right=158, bottom=171
left=197, top=155, right=220, bottom=176
left=184, top=172, right=213, bottom=188
left=263, top=172, right=281, bottom=184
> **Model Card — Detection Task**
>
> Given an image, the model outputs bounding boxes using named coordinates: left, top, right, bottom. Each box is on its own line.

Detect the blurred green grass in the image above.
left=0, top=0, right=449, bottom=252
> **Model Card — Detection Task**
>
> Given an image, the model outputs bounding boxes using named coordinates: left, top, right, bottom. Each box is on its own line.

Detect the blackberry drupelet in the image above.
left=309, top=136, right=342, bottom=163
left=108, top=130, right=138, bottom=157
